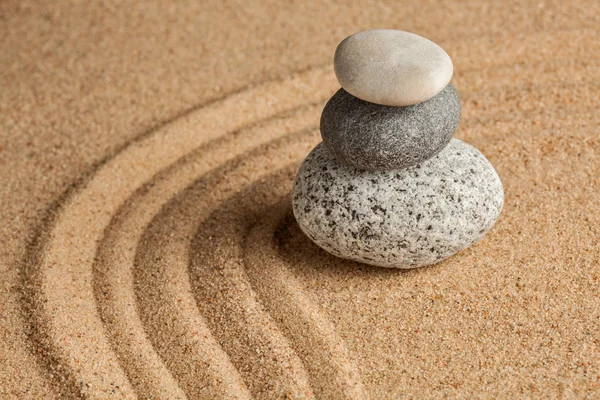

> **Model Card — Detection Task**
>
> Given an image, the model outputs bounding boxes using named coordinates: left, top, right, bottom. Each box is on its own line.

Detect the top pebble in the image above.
left=334, top=30, right=453, bottom=106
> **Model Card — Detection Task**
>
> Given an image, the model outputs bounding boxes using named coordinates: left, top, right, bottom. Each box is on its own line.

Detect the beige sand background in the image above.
left=1, top=0, right=600, bottom=398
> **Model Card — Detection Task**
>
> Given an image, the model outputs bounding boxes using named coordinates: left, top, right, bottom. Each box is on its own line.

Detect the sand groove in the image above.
left=93, top=106, right=320, bottom=398
left=153, top=136, right=317, bottom=398
left=244, top=197, right=366, bottom=397
left=131, top=116, right=320, bottom=398
left=23, top=67, right=337, bottom=397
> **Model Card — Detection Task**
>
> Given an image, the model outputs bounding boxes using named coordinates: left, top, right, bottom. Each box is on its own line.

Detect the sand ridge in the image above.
left=2, top=1, right=600, bottom=398
left=22, top=68, right=338, bottom=398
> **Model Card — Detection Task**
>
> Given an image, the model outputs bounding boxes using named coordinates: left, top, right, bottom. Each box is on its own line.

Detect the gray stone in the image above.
left=334, top=29, right=453, bottom=106
left=291, top=139, right=504, bottom=269
left=320, top=83, right=461, bottom=171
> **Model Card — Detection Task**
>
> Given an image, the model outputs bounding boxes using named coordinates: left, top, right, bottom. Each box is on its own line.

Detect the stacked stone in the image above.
left=292, top=30, right=504, bottom=269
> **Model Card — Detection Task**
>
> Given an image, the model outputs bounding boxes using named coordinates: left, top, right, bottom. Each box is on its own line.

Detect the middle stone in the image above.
left=320, top=83, right=461, bottom=171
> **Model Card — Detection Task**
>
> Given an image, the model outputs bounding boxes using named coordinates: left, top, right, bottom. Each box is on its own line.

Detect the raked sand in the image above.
left=1, top=1, right=600, bottom=398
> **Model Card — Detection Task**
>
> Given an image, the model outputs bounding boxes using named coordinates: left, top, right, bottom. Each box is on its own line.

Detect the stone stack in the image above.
left=292, top=30, right=504, bottom=269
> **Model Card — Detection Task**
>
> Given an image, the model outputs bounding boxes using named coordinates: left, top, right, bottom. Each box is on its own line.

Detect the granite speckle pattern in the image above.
left=320, top=83, right=461, bottom=171
left=292, top=139, right=504, bottom=268
left=334, top=29, right=454, bottom=106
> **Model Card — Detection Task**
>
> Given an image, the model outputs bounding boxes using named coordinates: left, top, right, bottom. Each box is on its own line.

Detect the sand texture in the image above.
left=1, top=1, right=600, bottom=398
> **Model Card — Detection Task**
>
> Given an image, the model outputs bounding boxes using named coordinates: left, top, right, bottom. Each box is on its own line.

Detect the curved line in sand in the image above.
left=243, top=195, right=366, bottom=398
left=143, top=132, right=320, bottom=398
left=91, top=109, right=319, bottom=399
left=23, top=66, right=337, bottom=397
left=128, top=110, right=321, bottom=398
left=187, top=160, right=366, bottom=398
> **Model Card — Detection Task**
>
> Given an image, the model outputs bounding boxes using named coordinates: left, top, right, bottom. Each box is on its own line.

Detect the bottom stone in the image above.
left=291, top=139, right=504, bottom=268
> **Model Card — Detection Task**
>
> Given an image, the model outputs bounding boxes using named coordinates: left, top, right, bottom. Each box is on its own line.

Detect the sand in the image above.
left=1, top=0, right=599, bottom=398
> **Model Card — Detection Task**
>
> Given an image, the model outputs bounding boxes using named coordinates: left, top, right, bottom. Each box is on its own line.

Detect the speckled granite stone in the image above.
left=292, top=139, right=504, bottom=269
left=334, top=29, right=453, bottom=106
left=320, top=83, right=461, bottom=171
